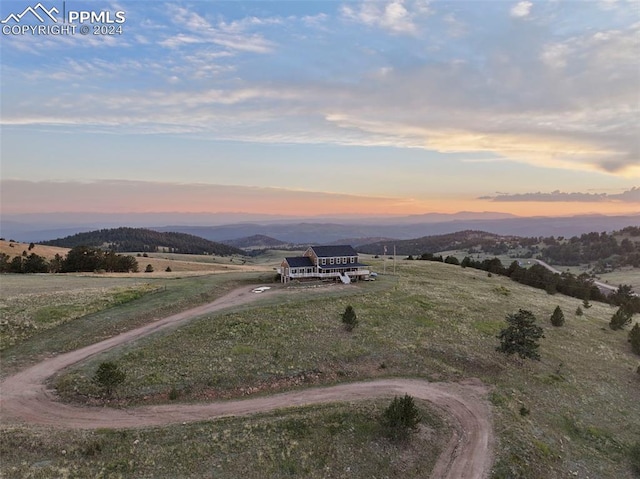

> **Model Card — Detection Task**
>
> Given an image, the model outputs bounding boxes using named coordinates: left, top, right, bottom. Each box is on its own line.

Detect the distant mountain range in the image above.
left=2, top=212, right=638, bottom=245
left=153, top=214, right=639, bottom=245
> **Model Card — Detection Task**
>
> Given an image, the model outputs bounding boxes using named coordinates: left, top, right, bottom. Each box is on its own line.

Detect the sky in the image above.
left=1, top=0, right=639, bottom=218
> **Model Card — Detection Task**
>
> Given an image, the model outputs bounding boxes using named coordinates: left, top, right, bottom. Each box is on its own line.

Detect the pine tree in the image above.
left=381, top=394, right=422, bottom=442
left=575, top=306, right=583, bottom=316
left=342, top=305, right=358, bottom=332
left=550, top=306, right=565, bottom=327
left=609, top=306, right=632, bottom=331
left=496, top=309, right=545, bottom=361
left=629, top=323, right=640, bottom=355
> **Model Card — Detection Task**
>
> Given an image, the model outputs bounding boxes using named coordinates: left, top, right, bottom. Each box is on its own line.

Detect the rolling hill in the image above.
left=41, top=227, right=244, bottom=256
left=222, top=234, right=289, bottom=249
left=357, top=230, right=524, bottom=256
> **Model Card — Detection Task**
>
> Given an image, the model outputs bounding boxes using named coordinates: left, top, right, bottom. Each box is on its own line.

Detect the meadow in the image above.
left=1, top=258, right=639, bottom=478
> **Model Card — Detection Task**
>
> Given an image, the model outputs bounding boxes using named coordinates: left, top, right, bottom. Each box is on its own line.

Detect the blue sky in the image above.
left=1, top=0, right=638, bottom=217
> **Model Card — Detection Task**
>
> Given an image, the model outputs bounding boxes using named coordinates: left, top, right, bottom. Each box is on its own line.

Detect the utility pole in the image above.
left=383, top=245, right=387, bottom=273
left=393, top=245, right=396, bottom=274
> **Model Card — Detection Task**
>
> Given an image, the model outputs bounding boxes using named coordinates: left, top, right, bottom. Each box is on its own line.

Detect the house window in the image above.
left=330, top=258, right=334, bottom=265
left=350, top=257, right=355, bottom=263
left=321, top=258, right=326, bottom=265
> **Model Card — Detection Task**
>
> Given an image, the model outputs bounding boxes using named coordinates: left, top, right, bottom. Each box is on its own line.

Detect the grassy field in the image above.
left=0, top=399, right=447, bottom=479
left=593, top=267, right=640, bottom=292
left=2, top=259, right=639, bottom=478
left=0, top=272, right=275, bottom=377
left=0, top=275, right=161, bottom=351
left=130, top=252, right=272, bottom=275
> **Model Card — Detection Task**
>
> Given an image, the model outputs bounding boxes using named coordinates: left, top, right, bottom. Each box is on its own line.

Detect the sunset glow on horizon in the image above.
left=2, top=179, right=638, bottom=218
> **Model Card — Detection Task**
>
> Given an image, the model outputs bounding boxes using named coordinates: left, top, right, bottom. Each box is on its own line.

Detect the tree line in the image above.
left=415, top=253, right=640, bottom=313
left=540, top=230, right=640, bottom=268
left=0, top=246, right=138, bottom=273
left=360, top=227, right=640, bottom=270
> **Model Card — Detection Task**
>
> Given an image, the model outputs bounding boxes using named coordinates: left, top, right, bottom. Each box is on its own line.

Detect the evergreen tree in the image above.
left=628, top=323, right=640, bottom=355
left=575, top=306, right=584, bottom=316
left=23, top=253, right=49, bottom=273
left=609, top=306, right=633, bottom=331
left=381, top=394, right=422, bottom=442
left=496, top=309, right=545, bottom=361
left=0, top=253, right=9, bottom=273
left=342, top=305, right=358, bottom=332
left=145, top=264, right=154, bottom=273
left=550, top=306, right=565, bottom=327
left=92, top=362, right=126, bottom=397
left=9, top=256, right=23, bottom=273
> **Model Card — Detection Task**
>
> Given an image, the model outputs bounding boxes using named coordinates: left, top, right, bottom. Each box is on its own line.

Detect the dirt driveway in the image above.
left=0, top=285, right=494, bottom=479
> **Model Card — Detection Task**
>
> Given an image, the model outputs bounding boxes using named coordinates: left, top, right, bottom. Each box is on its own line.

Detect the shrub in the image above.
left=165, top=266, right=172, bottom=272
left=92, top=362, right=126, bottom=397
left=550, top=306, right=565, bottom=327
left=342, top=305, right=358, bottom=332
left=145, top=264, right=154, bottom=273
left=575, top=306, right=583, bottom=316
left=381, top=394, right=422, bottom=442
left=168, top=386, right=180, bottom=401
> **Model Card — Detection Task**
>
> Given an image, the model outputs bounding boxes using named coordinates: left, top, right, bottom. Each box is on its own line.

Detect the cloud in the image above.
left=510, top=1, right=533, bottom=18
left=480, top=187, right=640, bottom=203
left=159, top=5, right=275, bottom=53
left=2, top=1, right=638, bottom=180
left=340, top=0, right=429, bottom=35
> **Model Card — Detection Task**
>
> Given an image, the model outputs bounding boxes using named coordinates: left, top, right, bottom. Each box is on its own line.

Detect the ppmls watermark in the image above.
left=1, top=2, right=126, bottom=36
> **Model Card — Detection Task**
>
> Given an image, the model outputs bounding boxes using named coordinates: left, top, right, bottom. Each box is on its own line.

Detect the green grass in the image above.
left=3, top=260, right=639, bottom=478
left=0, top=272, right=273, bottom=377
left=0, top=399, right=448, bottom=479
left=52, top=260, right=640, bottom=478
left=0, top=280, right=161, bottom=351
left=595, top=268, right=640, bottom=293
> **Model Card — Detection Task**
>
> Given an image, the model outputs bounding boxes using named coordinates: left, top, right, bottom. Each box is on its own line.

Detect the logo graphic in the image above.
left=1, top=3, right=59, bottom=24
left=2, top=2, right=126, bottom=36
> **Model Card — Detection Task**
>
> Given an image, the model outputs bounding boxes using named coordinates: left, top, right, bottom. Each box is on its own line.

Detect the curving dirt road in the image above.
left=0, top=285, right=494, bottom=479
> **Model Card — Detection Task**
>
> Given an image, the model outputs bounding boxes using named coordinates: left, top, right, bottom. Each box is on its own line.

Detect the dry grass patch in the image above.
left=0, top=400, right=448, bottom=479
left=0, top=276, right=160, bottom=350
left=0, top=240, right=69, bottom=260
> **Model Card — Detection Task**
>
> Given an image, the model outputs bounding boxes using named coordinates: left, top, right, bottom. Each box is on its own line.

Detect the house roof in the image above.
left=284, top=256, right=314, bottom=268
left=310, top=245, right=358, bottom=257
